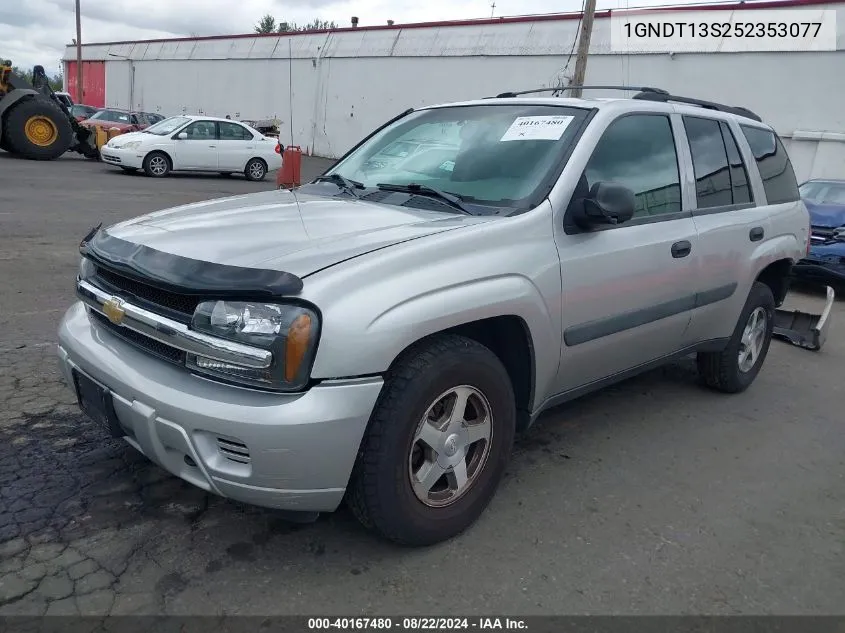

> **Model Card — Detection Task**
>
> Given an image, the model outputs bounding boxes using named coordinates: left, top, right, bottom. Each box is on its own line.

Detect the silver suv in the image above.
left=58, top=87, right=810, bottom=546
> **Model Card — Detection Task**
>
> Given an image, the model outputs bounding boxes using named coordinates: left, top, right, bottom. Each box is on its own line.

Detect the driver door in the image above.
left=173, top=120, right=219, bottom=170
left=551, top=112, right=701, bottom=393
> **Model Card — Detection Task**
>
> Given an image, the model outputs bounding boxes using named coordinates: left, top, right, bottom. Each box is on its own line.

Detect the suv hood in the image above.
left=103, top=189, right=491, bottom=277
left=805, top=200, right=845, bottom=229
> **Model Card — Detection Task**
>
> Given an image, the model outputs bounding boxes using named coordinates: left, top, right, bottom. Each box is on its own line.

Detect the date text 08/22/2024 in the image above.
left=307, top=618, right=528, bottom=630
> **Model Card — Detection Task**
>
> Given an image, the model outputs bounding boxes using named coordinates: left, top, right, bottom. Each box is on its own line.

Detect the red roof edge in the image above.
left=72, top=0, right=838, bottom=48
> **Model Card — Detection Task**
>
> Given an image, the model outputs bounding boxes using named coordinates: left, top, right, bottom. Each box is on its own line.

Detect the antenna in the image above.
left=490, top=1, right=496, bottom=17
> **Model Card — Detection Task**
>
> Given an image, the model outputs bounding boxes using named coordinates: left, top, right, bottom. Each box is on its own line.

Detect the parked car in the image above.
left=80, top=109, right=151, bottom=133
left=143, top=112, right=166, bottom=125
left=54, top=91, right=74, bottom=108
left=69, top=104, right=100, bottom=121
left=99, top=115, right=280, bottom=180
left=241, top=119, right=279, bottom=137
left=792, top=178, right=845, bottom=287
left=59, top=89, right=809, bottom=545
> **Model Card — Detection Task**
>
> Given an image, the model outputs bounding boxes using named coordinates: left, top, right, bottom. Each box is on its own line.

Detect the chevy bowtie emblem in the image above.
left=103, top=297, right=126, bottom=325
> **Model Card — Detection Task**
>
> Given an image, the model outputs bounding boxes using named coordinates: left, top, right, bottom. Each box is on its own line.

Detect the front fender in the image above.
left=305, top=204, right=563, bottom=406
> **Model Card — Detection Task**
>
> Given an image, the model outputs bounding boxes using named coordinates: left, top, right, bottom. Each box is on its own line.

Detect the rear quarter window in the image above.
left=740, top=126, right=800, bottom=205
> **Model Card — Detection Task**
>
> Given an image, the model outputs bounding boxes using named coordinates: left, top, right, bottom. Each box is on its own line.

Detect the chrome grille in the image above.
left=92, top=265, right=199, bottom=322
left=90, top=311, right=184, bottom=365
left=811, top=226, right=836, bottom=242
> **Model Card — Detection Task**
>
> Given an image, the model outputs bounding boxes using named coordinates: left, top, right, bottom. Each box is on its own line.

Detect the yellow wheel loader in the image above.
left=0, top=60, right=98, bottom=160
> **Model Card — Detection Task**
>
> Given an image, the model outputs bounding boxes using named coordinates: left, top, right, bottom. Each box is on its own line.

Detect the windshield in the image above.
left=800, top=181, right=845, bottom=205
left=323, top=104, right=588, bottom=209
left=144, top=116, right=191, bottom=136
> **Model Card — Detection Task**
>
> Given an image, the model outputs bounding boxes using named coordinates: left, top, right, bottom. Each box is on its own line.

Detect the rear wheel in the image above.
left=3, top=97, right=74, bottom=160
left=697, top=281, right=775, bottom=393
left=347, top=334, right=516, bottom=546
left=244, top=158, right=267, bottom=181
left=143, top=151, right=171, bottom=178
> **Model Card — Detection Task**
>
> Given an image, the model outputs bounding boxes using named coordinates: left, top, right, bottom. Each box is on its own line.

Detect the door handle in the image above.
left=749, top=226, right=764, bottom=242
left=671, top=240, right=692, bottom=258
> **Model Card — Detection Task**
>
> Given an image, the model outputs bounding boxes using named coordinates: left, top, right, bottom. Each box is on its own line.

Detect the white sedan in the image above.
left=100, top=115, right=281, bottom=181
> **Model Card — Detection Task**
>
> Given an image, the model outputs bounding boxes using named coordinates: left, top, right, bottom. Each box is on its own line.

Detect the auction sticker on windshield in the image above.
left=500, top=115, right=575, bottom=141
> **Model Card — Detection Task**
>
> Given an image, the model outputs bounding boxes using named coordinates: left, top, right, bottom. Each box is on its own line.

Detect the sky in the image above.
left=2, top=0, right=708, bottom=77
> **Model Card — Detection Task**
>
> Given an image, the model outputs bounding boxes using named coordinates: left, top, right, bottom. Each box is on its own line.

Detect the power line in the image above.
left=552, top=0, right=587, bottom=95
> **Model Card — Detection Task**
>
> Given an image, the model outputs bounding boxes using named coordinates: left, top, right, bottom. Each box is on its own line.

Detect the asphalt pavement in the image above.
left=0, top=152, right=843, bottom=616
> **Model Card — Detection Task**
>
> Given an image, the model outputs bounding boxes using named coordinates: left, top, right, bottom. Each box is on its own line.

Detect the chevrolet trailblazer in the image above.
left=59, top=86, right=810, bottom=545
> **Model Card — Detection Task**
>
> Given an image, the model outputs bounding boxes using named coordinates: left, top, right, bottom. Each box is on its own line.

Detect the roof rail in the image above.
left=493, top=86, right=668, bottom=98
left=630, top=90, right=762, bottom=122
left=490, top=85, right=763, bottom=122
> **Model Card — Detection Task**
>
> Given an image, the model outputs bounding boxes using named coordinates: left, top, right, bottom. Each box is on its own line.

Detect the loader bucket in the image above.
left=773, top=285, right=834, bottom=351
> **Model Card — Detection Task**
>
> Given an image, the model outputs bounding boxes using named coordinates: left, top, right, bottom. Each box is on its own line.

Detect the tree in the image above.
left=301, top=19, right=337, bottom=30
left=6, top=64, right=62, bottom=91
left=11, top=65, right=32, bottom=84
left=254, top=14, right=277, bottom=33
left=253, top=15, right=338, bottom=33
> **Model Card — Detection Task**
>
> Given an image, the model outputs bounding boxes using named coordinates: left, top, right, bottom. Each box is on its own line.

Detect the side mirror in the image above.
left=574, top=182, right=636, bottom=228
left=177, top=132, right=188, bottom=140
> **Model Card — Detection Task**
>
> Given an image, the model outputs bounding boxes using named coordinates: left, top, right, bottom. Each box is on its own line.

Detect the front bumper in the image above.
left=58, top=302, right=383, bottom=512
left=793, top=249, right=845, bottom=285
left=100, top=145, right=144, bottom=169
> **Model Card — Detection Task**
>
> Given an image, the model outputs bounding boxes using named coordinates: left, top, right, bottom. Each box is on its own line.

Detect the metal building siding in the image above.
left=61, top=2, right=845, bottom=177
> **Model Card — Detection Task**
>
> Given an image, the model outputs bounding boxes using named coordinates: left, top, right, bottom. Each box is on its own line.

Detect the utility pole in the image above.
left=75, top=0, right=83, bottom=102
left=570, top=0, right=597, bottom=98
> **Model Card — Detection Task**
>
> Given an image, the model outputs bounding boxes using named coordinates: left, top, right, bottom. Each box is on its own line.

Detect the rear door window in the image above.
left=719, top=122, right=752, bottom=204
left=740, top=126, right=800, bottom=205
left=683, top=116, right=732, bottom=209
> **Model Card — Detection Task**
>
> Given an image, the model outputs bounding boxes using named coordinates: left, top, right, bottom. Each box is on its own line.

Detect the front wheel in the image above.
left=244, top=158, right=267, bottom=182
left=347, top=334, right=516, bottom=546
left=143, top=151, right=171, bottom=178
left=697, top=281, right=775, bottom=393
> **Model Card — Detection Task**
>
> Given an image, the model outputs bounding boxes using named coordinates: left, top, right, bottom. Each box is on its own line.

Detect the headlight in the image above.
left=120, top=141, right=142, bottom=150
left=78, top=256, right=95, bottom=281
left=188, top=301, right=319, bottom=391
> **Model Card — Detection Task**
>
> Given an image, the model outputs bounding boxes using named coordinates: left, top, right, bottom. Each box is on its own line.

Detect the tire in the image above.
left=3, top=97, right=74, bottom=160
left=697, top=281, right=775, bottom=394
left=143, top=151, right=171, bottom=178
left=347, top=334, right=516, bottom=546
left=244, top=158, right=267, bottom=182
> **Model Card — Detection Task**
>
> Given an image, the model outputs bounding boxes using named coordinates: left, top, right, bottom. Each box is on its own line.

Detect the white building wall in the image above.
left=64, top=2, right=845, bottom=179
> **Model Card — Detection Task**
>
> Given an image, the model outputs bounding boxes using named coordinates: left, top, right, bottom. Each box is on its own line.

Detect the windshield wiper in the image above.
left=376, top=183, right=473, bottom=215
left=313, top=173, right=364, bottom=198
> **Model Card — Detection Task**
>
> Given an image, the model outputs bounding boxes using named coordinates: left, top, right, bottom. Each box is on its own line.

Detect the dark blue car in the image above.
left=793, top=178, right=845, bottom=287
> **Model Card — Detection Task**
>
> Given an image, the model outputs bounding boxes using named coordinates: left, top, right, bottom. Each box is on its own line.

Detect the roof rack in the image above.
left=491, top=85, right=763, bottom=122
left=630, top=90, right=762, bottom=122
left=493, top=86, right=668, bottom=98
